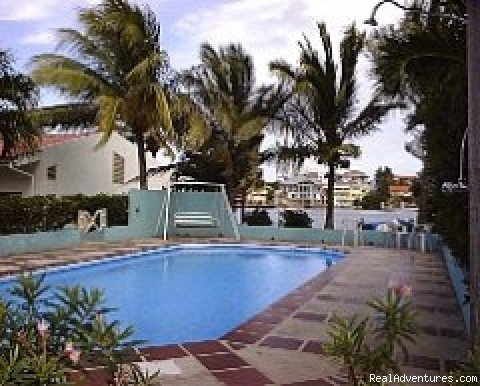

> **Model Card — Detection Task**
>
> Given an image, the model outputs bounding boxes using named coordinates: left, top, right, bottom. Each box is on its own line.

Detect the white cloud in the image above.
left=171, top=0, right=403, bottom=79
left=0, top=0, right=63, bottom=21
left=21, top=30, right=56, bottom=45
left=0, top=0, right=101, bottom=21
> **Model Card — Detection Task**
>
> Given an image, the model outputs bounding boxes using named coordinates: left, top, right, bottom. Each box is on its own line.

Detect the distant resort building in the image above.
left=273, top=169, right=372, bottom=208
left=389, top=175, right=416, bottom=206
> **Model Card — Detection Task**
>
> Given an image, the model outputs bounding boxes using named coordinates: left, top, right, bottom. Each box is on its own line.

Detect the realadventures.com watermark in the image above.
left=369, top=374, right=478, bottom=383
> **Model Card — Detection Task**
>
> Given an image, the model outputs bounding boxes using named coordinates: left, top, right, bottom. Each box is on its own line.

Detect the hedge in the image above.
left=0, top=194, right=128, bottom=235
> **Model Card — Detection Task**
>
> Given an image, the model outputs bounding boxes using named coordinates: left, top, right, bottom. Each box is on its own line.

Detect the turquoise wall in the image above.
left=167, top=192, right=237, bottom=239
left=0, top=188, right=442, bottom=255
left=0, top=229, right=81, bottom=255
left=238, top=225, right=347, bottom=245
left=441, top=245, right=470, bottom=332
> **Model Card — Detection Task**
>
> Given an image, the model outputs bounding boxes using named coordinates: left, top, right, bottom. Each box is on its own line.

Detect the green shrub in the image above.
left=0, top=273, right=157, bottom=385
left=243, top=208, right=272, bottom=226
left=0, top=194, right=128, bottom=235
left=280, top=210, right=312, bottom=228
left=325, top=286, right=417, bottom=385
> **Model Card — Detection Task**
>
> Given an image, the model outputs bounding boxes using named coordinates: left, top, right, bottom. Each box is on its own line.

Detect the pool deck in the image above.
left=0, top=239, right=470, bottom=385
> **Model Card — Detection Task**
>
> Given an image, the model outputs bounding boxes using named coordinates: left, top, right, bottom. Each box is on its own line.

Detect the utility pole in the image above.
left=467, top=0, right=480, bottom=347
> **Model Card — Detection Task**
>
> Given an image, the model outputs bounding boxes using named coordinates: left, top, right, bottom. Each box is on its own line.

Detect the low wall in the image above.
left=440, top=246, right=470, bottom=332
left=0, top=188, right=442, bottom=255
left=238, top=226, right=440, bottom=251
left=238, top=226, right=348, bottom=245
left=0, top=229, right=81, bottom=255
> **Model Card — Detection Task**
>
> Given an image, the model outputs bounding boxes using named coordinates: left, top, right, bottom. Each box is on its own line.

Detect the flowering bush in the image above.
left=324, top=285, right=417, bottom=385
left=0, top=273, right=158, bottom=385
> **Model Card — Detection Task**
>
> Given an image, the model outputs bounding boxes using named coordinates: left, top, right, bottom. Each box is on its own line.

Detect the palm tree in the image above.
left=0, top=50, right=38, bottom=160
left=31, top=0, right=173, bottom=189
left=179, top=43, right=284, bottom=214
left=270, top=22, right=400, bottom=229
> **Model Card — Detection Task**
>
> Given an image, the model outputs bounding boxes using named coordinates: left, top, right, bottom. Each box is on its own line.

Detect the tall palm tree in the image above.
left=270, top=22, right=400, bottom=229
left=31, top=0, right=173, bottom=189
left=0, top=50, right=38, bottom=160
left=180, top=43, right=285, bottom=213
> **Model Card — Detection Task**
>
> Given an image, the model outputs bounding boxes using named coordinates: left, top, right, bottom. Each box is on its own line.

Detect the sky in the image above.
left=0, top=0, right=422, bottom=180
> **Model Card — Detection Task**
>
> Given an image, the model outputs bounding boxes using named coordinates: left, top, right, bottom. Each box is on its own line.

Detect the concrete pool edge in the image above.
left=0, top=240, right=346, bottom=280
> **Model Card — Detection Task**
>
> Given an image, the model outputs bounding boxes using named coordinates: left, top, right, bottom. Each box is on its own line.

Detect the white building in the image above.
left=0, top=132, right=165, bottom=196
left=277, top=169, right=372, bottom=208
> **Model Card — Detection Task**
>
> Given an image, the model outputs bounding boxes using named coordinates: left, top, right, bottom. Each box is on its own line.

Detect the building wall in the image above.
left=0, top=132, right=160, bottom=197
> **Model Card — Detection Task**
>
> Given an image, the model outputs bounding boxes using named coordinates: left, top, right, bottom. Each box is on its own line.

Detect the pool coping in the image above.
left=0, top=241, right=346, bottom=280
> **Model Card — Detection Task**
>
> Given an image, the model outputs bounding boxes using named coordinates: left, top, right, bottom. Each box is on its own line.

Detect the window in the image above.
left=47, top=165, right=57, bottom=180
left=112, top=153, right=125, bottom=184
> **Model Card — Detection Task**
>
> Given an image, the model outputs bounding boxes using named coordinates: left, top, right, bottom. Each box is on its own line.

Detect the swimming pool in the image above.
left=1, top=244, right=342, bottom=345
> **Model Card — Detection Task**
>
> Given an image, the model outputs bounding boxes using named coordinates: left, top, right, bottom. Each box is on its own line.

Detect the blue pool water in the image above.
left=0, top=244, right=342, bottom=345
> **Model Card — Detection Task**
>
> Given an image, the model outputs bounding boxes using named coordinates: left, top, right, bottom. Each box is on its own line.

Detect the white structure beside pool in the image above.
left=0, top=132, right=166, bottom=196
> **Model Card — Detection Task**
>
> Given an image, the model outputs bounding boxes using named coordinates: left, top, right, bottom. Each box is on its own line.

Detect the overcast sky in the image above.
left=0, top=0, right=422, bottom=179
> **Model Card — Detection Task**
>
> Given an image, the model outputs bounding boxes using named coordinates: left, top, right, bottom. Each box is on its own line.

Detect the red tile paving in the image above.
left=410, top=355, right=441, bottom=371
left=69, top=368, right=110, bottom=386
left=223, top=330, right=263, bottom=344
left=212, top=367, right=273, bottom=386
left=302, top=340, right=325, bottom=355
left=236, top=321, right=276, bottom=334
left=285, top=379, right=334, bottom=386
left=183, top=340, right=229, bottom=355
left=139, top=344, right=188, bottom=360
left=293, top=312, right=328, bottom=322
left=195, top=352, right=249, bottom=370
left=260, top=336, right=304, bottom=350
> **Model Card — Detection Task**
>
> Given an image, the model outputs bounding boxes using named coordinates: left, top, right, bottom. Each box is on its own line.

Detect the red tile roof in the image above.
left=389, top=185, right=411, bottom=193
left=0, top=133, right=90, bottom=159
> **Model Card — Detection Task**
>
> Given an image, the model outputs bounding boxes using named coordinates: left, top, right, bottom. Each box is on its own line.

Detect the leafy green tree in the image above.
left=270, top=22, right=400, bottom=229
left=280, top=210, right=312, bottom=228
left=243, top=208, right=272, bottom=226
left=178, top=43, right=284, bottom=211
left=370, top=0, right=468, bottom=262
left=0, top=50, right=38, bottom=160
left=374, top=166, right=394, bottom=200
left=31, top=0, right=174, bottom=189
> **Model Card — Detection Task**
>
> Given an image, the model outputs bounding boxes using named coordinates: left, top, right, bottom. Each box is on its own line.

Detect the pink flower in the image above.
left=398, top=285, right=412, bottom=297
left=64, top=342, right=74, bottom=353
left=37, top=319, right=50, bottom=336
left=64, top=342, right=81, bottom=364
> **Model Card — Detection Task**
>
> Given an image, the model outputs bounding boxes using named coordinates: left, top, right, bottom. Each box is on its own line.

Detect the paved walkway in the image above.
left=0, top=240, right=469, bottom=385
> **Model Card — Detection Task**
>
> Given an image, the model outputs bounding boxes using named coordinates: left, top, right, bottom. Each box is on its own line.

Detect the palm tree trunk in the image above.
left=325, top=162, right=335, bottom=229
left=136, top=133, right=148, bottom=190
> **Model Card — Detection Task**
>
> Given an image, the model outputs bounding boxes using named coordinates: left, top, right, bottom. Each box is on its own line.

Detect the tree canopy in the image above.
left=0, top=50, right=38, bottom=160
left=178, top=43, right=285, bottom=205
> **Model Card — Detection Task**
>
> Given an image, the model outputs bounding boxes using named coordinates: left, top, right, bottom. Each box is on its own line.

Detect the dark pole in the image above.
left=467, top=0, right=480, bottom=347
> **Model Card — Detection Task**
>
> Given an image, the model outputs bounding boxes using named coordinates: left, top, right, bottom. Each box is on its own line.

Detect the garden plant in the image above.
left=0, top=273, right=159, bottom=385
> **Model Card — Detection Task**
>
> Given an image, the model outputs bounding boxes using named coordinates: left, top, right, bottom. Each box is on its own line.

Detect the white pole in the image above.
left=162, top=183, right=171, bottom=241
left=221, top=185, right=241, bottom=241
